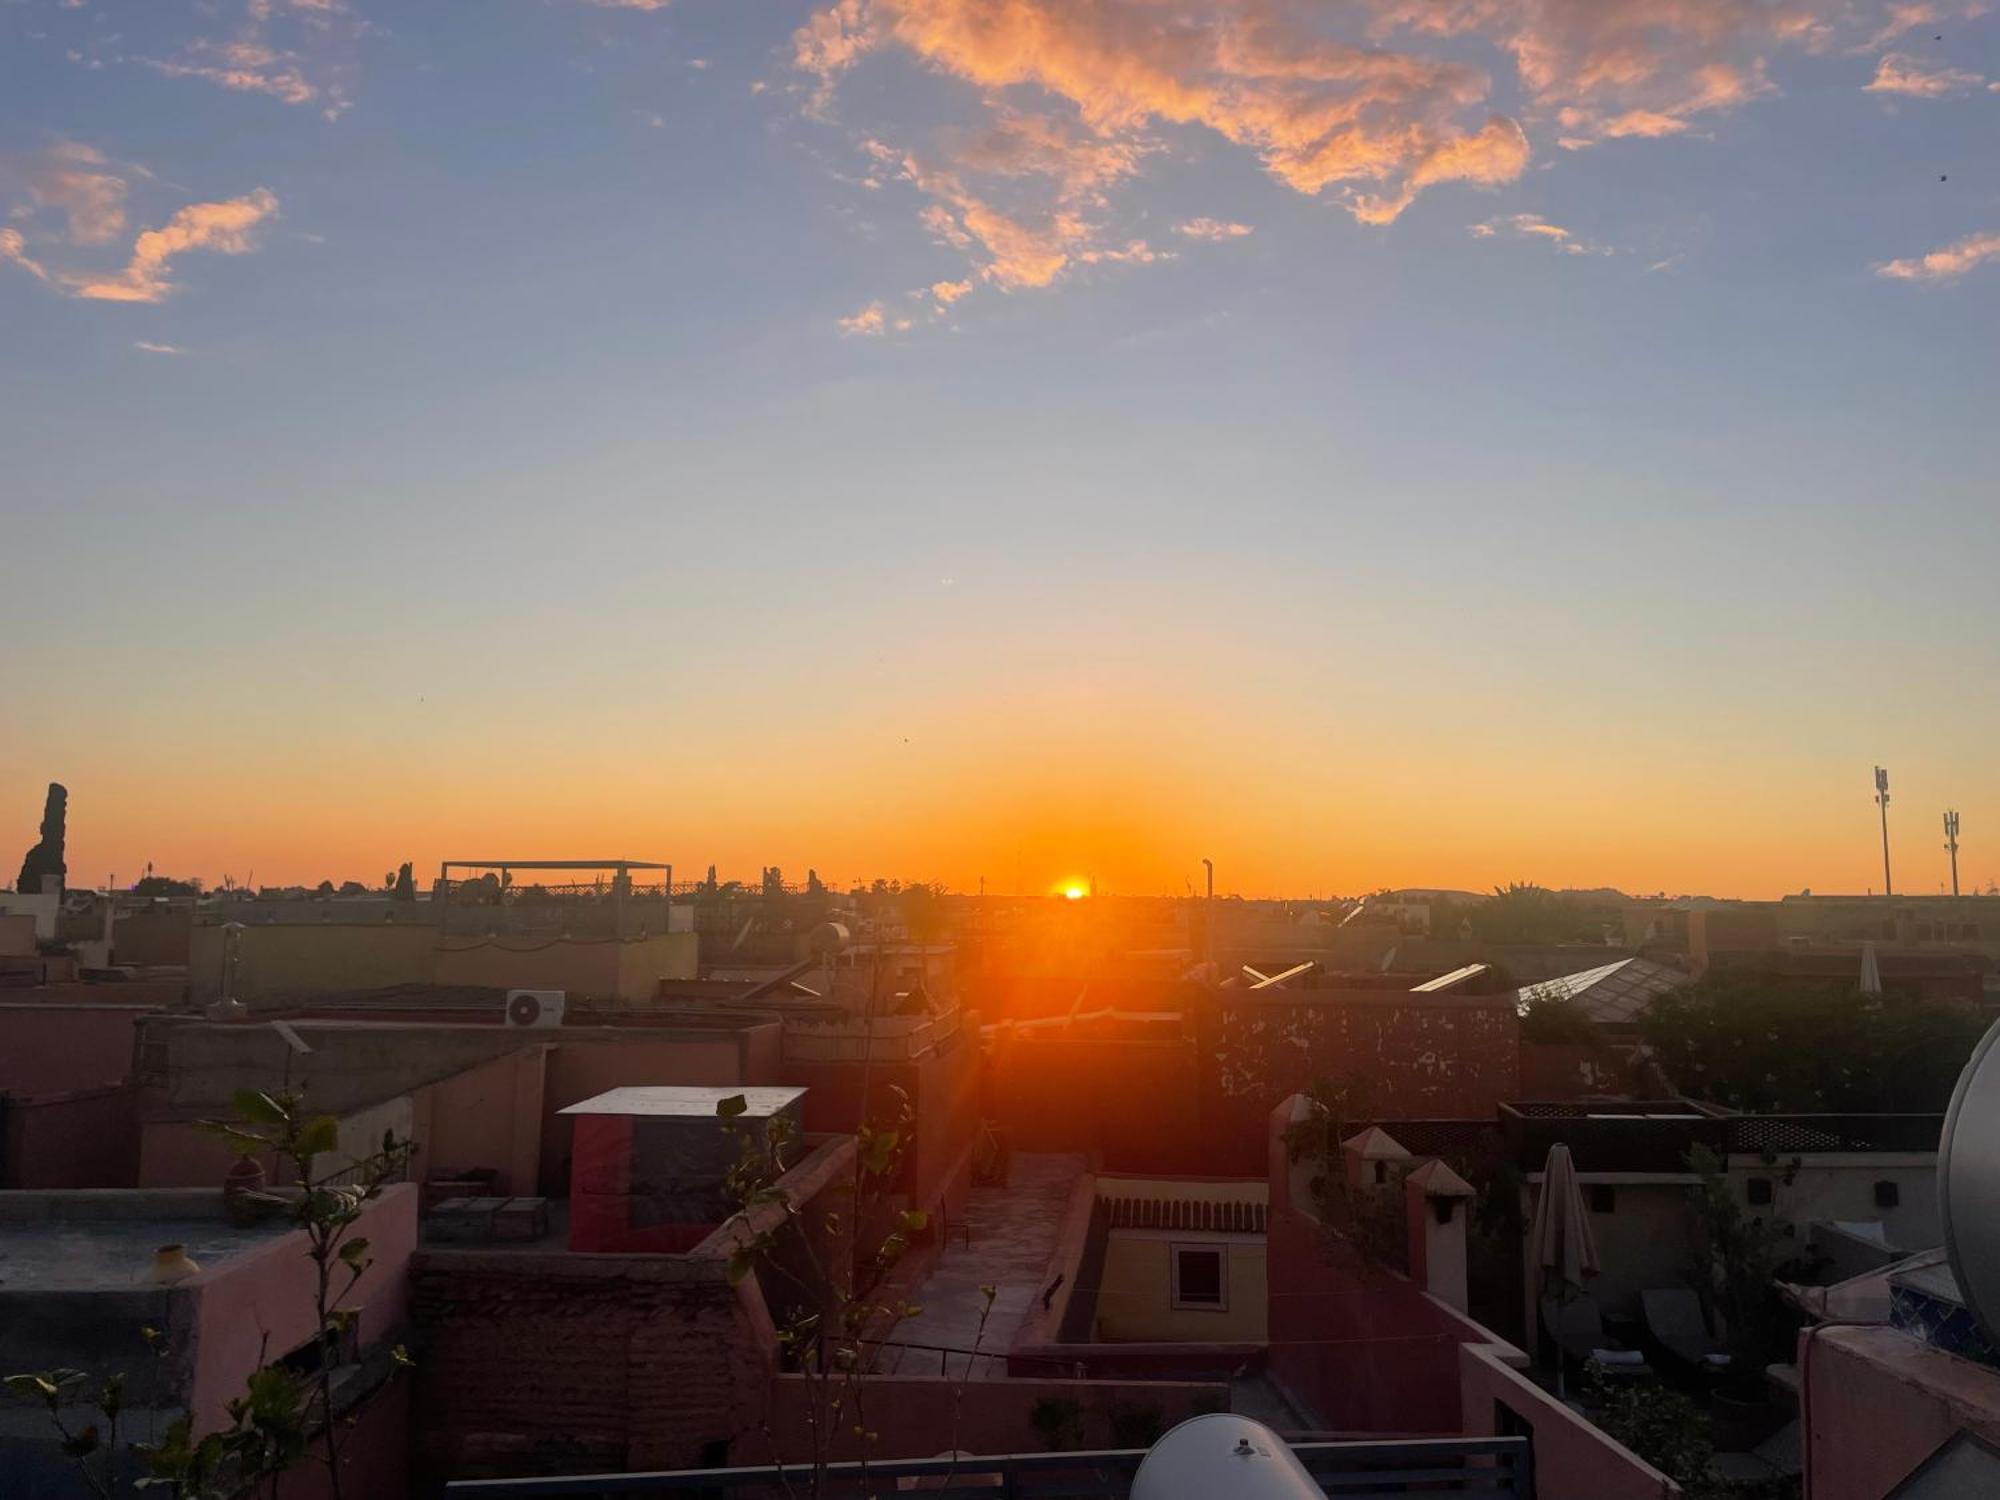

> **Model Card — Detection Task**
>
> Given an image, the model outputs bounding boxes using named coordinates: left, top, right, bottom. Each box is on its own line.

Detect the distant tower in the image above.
left=1945, top=810, right=1962, bottom=898
left=1875, top=766, right=1894, bottom=897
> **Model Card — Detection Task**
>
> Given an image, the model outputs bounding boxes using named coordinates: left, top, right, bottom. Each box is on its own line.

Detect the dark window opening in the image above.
left=1875, top=1180, right=1900, bottom=1209
left=1747, top=1178, right=1774, bottom=1206
left=1173, top=1245, right=1225, bottom=1309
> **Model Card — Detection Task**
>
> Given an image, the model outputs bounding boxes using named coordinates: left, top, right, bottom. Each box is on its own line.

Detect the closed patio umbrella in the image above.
left=1531, top=1142, right=1601, bottom=1395
left=1859, top=942, right=1882, bottom=996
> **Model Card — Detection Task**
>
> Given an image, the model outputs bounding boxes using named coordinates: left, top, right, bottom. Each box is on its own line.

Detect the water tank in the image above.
left=1130, top=1416, right=1323, bottom=1500
left=808, top=921, right=851, bottom=955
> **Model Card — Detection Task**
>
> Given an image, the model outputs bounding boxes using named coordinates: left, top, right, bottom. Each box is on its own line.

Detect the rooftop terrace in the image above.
left=0, top=1189, right=290, bottom=1292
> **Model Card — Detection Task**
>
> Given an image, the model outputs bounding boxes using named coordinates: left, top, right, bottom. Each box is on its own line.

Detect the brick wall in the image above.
left=409, top=1251, right=779, bottom=1482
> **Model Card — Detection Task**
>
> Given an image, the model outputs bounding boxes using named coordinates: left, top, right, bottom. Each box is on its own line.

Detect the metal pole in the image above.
left=1946, top=811, right=1961, bottom=897
left=1875, top=767, right=1893, bottom=897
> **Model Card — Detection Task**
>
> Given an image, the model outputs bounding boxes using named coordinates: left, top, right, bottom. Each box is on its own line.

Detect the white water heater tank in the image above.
left=1130, top=1415, right=1323, bottom=1500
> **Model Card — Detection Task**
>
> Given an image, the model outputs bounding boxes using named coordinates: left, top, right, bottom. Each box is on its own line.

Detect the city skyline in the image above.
left=4, top=1, right=1997, bottom=900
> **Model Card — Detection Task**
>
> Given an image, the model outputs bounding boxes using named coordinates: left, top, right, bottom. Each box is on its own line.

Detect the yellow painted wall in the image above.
left=1093, top=1230, right=1267, bottom=1343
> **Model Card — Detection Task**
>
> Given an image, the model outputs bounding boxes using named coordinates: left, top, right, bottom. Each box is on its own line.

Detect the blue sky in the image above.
left=2, top=0, right=1997, bottom=897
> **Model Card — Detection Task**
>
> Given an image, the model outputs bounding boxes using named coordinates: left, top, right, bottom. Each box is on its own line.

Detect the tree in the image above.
left=716, top=1088, right=994, bottom=1496
left=1643, top=977, right=1986, bottom=1113
left=6, top=1090, right=414, bottom=1499
left=1468, top=883, right=1618, bottom=946
left=391, top=862, right=416, bottom=902
left=15, top=781, right=67, bottom=894
left=133, top=874, right=200, bottom=898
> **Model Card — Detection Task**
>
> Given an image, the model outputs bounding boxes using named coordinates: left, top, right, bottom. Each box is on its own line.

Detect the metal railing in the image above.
left=443, top=1436, right=1533, bottom=1497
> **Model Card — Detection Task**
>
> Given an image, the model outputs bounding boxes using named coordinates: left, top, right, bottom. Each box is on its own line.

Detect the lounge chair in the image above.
left=1542, top=1293, right=1653, bottom=1382
left=1641, top=1288, right=1731, bottom=1377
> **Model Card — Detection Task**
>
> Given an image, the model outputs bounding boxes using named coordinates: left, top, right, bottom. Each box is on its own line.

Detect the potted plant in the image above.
left=1686, top=1145, right=1790, bottom=1452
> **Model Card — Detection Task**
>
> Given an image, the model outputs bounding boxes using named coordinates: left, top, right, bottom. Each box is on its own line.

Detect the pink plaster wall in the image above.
left=1801, top=1325, right=2000, bottom=1500
left=188, top=1183, right=418, bottom=1435
left=0, top=1004, right=150, bottom=1093
left=1458, top=1342, right=1678, bottom=1499
left=412, top=1047, right=547, bottom=1196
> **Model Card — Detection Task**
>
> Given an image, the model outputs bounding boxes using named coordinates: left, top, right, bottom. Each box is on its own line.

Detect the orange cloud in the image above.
left=1471, top=210, right=1609, bottom=255
left=132, top=0, right=360, bottom=118
left=838, top=300, right=888, bottom=334
left=1178, top=217, right=1254, bottom=239
left=798, top=0, right=1528, bottom=224
left=2, top=140, right=130, bottom=245
left=0, top=228, right=52, bottom=284
left=1864, top=51, right=1985, bottom=95
left=1876, top=229, right=2000, bottom=281
left=68, top=189, right=280, bottom=303
left=930, top=277, right=973, bottom=305
left=141, top=41, right=318, bottom=107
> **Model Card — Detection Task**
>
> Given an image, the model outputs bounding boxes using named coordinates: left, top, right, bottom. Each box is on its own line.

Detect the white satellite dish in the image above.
left=1938, top=1015, right=2000, bottom=1342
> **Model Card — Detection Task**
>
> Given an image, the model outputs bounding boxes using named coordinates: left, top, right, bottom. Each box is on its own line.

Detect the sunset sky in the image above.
left=3, top=0, right=1998, bottom=899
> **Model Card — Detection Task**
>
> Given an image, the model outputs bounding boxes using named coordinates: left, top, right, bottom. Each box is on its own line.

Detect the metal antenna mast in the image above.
left=1875, top=766, right=1894, bottom=896
left=1945, top=809, right=1961, bottom=897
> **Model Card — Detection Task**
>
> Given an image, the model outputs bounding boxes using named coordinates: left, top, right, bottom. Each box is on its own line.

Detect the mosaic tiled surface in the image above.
left=1890, top=1283, right=2000, bottom=1369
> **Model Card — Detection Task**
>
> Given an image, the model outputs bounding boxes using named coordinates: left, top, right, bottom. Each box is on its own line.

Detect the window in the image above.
left=1875, top=1180, right=1901, bottom=1209
left=1172, top=1245, right=1226, bottom=1310
left=1374, top=1161, right=1389, bottom=1185
left=1746, top=1178, right=1773, bottom=1206
left=1587, top=1185, right=1616, bottom=1215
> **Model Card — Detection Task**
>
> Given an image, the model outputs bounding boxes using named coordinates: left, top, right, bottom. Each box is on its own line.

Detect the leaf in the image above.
left=232, top=1089, right=289, bottom=1126
left=390, top=1344, right=414, bottom=1370
left=860, top=1128, right=899, bottom=1176
left=295, top=1114, right=340, bottom=1158
left=898, top=1209, right=928, bottom=1234
left=716, top=1094, right=748, bottom=1121
left=727, top=1248, right=757, bottom=1287
left=60, top=1423, right=100, bottom=1458
left=338, top=1237, right=371, bottom=1268
left=203, top=1123, right=271, bottom=1157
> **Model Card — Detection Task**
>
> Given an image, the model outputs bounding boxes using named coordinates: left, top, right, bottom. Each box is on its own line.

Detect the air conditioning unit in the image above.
left=506, top=989, right=567, bottom=1028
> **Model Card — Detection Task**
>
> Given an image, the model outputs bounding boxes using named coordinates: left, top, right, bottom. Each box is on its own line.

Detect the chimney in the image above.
left=1404, top=1158, right=1477, bottom=1313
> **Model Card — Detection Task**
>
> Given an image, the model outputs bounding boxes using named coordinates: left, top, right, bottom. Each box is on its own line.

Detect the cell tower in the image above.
left=1875, top=766, right=1893, bottom=897
left=1946, top=810, right=1962, bottom=898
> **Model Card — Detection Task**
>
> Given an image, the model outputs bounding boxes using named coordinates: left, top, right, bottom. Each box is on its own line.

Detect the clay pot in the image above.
left=224, top=1154, right=267, bottom=1225
left=152, top=1244, right=201, bottom=1285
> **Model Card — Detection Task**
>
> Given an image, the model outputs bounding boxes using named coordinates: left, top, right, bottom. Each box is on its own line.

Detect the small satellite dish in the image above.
left=1939, top=1016, right=2000, bottom=1342
left=808, top=921, right=851, bottom=956
left=270, top=1020, right=313, bottom=1056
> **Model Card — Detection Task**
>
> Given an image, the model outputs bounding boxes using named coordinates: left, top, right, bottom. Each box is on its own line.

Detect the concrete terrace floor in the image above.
left=875, top=1152, right=1086, bottom=1379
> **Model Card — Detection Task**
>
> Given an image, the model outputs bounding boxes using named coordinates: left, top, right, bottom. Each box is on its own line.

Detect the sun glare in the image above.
left=1063, top=884, right=1087, bottom=900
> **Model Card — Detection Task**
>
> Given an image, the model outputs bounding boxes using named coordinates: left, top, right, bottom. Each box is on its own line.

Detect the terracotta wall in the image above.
left=190, top=922, right=438, bottom=1003
left=0, top=1003, right=149, bottom=1093
left=0, top=1085, right=138, bottom=1188
left=984, top=1037, right=1208, bottom=1171
left=1458, top=1342, right=1678, bottom=1499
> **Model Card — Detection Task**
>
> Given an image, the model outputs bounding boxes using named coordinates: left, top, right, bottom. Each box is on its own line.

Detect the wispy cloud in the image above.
left=134, top=341, right=186, bottom=354
left=1470, top=212, right=1609, bottom=256
left=68, top=190, right=281, bottom=303
left=126, top=0, right=363, bottom=119
left=1877, top=229, right=2000, bottom=281
left=0, top=228, right=53, bottom=284
left=1, top=140, right=132, bottom=245
left=930, top=278, right=973, bottom=306
left=837, top=299, right=912, bottom=334
left=1178, top=218, right=1253, bottom=241
left=1864, top=51, right=1986, bottom=95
